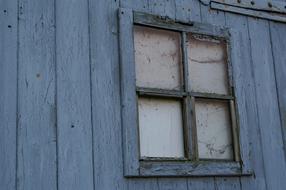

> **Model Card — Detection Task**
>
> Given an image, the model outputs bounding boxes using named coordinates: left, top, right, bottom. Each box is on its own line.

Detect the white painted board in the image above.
left=195, top=99, right=233, bottom=160
left=134, top=26, right=182, bottom=90
left=138, top=97, right=184, bottom=158
left=187, top=35, right=229, bottom=95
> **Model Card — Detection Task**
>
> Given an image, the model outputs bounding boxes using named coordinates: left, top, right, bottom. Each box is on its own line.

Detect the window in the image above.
left=119, top=9, right=252, bottom=177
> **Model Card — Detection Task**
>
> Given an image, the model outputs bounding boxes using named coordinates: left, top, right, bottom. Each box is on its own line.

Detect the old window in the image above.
left=119, top=9, right=252, bottom=177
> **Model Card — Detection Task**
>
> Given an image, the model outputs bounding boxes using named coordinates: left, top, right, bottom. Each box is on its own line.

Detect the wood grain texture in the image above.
left=199, top=4, right=242, bottom=189
left=270, top=21, right=286, bottom=166
left=127, top=179, right=158, bottom=190
left=1, top=0, right=286, bottom=189
left=146, top=0, right=188, bottom=189
left=211, top=2, right=286, bottom=23
left=119, top=2, right=159, bottom=190
left=158, top=178, right=188, bottom=190
left=215, top=177, right=241, bottom=190
left=56, top=0, right=94, bottom=189
left=89, top=0, right=128, bottom=189
left=225, top=13, right=267, bottom=190
left=0, top=0, right=17, bottom=189
left=17, top=0, right=57, bottom=189
left=248, top=18, right=286, bottom=189
left=175, top=1, right=216, bottom=189
left=139, top=161, right=244, bottom=177
left=119, top=7, right=141, bottom=176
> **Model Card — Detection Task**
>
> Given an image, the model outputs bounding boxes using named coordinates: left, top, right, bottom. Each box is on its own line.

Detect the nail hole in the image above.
left=251, top=1, right=255, bottom=5
left=268, top=2, right=272, bottom=7
left=4, top=10, right=7, bottom=13
left=8, top=25, right=11, bottom=28
left=71, top=125, right=75, bottom=128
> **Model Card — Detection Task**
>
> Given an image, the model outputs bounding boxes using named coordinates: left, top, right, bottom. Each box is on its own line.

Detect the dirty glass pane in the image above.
left=138, top=97, right=184, bottom=158
left=195, top=99, right=233, bottom=160
left=187, top=35, right=229, bottom=95
left=134, top=26, right=182, bottom=90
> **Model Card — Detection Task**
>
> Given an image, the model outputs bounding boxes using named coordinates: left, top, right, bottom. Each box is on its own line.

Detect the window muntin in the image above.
left=134, top=25, right=237, bottom=161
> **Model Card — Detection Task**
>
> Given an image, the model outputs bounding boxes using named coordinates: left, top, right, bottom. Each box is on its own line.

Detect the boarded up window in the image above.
left=133, top=26, right=236, bottom=161
left=119, top=11, right=247, bottom=177
left=134, top=26, right=182, bottom=90
left=187, top=35, right=229, bottom=95
left=138, top=97, right=184, bottom=158
left=195, top=99, right=233, bottom=159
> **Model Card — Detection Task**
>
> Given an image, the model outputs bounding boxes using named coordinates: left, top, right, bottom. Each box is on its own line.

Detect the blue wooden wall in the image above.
left=1, top=0, right=286, bottom=189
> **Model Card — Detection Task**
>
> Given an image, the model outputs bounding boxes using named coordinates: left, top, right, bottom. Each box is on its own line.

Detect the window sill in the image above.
left=126, top=161, right=253, bottom=177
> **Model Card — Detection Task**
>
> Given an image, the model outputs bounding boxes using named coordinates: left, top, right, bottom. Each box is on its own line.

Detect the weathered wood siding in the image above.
left=1, top=0, right=286, bottom=189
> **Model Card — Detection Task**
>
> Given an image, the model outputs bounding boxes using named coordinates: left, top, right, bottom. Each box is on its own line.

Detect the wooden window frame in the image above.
left=119, top=8, right=253, bottom=177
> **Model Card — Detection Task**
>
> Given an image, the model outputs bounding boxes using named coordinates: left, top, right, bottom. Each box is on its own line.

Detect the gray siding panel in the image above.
left=88, top=0, right=128, bottom=189
left=270, top=21, right=286, bottom=176
left=17, top=0, right=57, bottom=189
left=143, top=1, right=188, bottom=189
left=56, top=0, right=94, bottom=189
left=225, top=13, right=267, bottom=190
left=199, top=4, right=242, bottom=190
left=1, top=0, right=286, bottom=189
left=0, top=0, right=18, bottom=189
left=248, top=18, right=286, bottom=189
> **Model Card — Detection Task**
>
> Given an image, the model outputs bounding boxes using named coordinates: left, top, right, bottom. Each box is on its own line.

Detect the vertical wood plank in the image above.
left=188, top=178, right=215, bottom=190
left=17, top=0, right=57, bottom=189
left=128, top=179, right=158, bottom=190
left=199, top=4, right=242, bottom=190
left=175, top=0, right=201, bottom=22
left=0, top=0, right=18, bottom=189
left=158, top=178, right=188, bottom=190
left=119, top=2, right=160, bottom=189
left=225, top=13, right=267, bottom=190
left=120, top=0, right=149, bottom=12
left=270, top=21, right=286, bottom=166
left=89, top=0, right=128, bottom=189
left=215, top=177, right=241, bottom=190
left=56, top=0, right=94, bottom=189
left=248, top=17, right=286, bottom=189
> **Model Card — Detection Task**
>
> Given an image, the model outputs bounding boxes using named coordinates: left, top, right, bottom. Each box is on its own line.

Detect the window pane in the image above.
left=195, top=99, right=233, bottom=160
left=134, top=26, right=182, bottom=90
left=187, top=35, right=229, bottom=95
left=138, top=97, right=184, bottom=158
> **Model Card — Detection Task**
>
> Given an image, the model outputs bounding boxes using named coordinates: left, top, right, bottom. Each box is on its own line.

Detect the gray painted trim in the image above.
left=139, top=161, right=251, bottom=177
left=119, top=8, right=140, bottom=176
left=199, top=0, right=286, bottom=14
left=134, top=11, right=230, bottom=38
left=211, top=2, right=286, bottom=23
left=228, top=28, right=252, bottom=174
